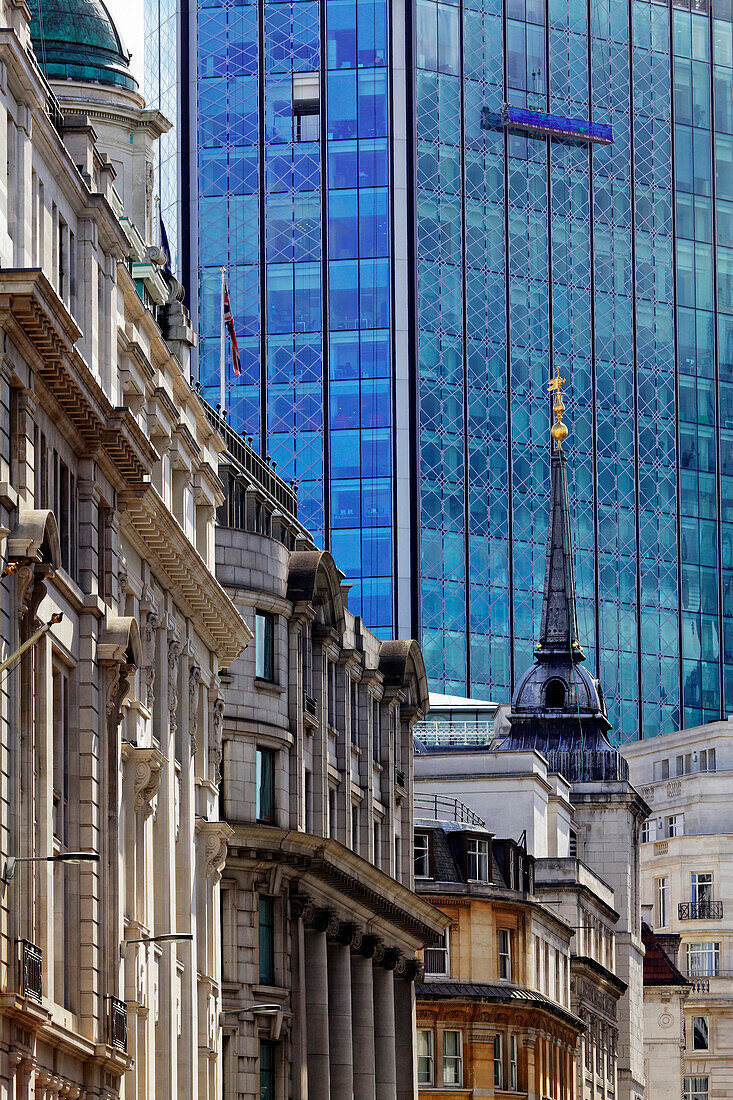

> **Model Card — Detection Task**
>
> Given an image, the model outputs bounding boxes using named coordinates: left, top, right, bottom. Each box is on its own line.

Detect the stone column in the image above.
left=305, top=929, right=330, bottom=1095
left=328, top=941, right=353, bottom=1099
left=373, top=966, right=397, bottom=1100
left=394, top=976, right=417, bottom=1100
left=351, top=953, right=376, bottom=1100
left=523, top=1031, right=539, bottom=1100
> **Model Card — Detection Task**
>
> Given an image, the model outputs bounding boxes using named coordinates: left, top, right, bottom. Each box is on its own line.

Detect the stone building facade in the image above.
left=211, top=416, right=448, bottom=1099
left=624, top=722, right=733, bottom=1100
left=0, top=3, right=249, bottom=1097
left=413, top=809, right=583, bottom=1100
left=640, top=923, right=689, bottom=1100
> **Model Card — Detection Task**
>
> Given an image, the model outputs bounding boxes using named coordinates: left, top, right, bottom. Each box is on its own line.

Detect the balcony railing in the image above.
left=678, top=901, right=724, bottom=920
left=20, top=940, right=42, bottom=1001
left=414, top=794, right=485, bottom=827
left=109, top=996, right=128, bottom=1051
left=414, top=720, right=495, bottom=747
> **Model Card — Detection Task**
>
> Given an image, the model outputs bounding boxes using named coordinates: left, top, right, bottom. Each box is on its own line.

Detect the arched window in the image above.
left=545, top=678, right=566, bottom=708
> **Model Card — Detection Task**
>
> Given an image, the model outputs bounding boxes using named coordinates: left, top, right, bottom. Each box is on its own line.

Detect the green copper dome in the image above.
left=29, top=0, right=137, bottom=91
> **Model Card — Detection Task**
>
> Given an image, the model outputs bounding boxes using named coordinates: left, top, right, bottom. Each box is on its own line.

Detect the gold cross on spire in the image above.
left=549, top=365, right=569, bottom=449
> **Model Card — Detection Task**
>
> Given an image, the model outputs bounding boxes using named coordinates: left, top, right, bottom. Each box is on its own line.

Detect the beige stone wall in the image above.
left=0, top=7, right=249, bottom=1097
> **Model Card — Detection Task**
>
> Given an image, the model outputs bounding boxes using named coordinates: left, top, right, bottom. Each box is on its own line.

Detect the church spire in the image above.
left=500, top=368, right=627, bottom=782
left=536, top=368, right=584, bottom=662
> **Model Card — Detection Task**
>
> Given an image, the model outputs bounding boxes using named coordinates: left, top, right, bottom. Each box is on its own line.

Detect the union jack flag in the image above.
left=222, top=280, right=241, bottom=376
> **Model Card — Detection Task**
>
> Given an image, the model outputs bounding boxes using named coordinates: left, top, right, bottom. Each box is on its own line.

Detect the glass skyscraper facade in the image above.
left=145, top=0, right=733, bottom=742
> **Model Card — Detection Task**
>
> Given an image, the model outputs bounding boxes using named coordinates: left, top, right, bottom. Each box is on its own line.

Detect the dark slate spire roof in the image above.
left=29, top=0, right=138, bottom=91
left=501, top=405, right=627, bottom=782
left=538, top=449, right=584, bottom=659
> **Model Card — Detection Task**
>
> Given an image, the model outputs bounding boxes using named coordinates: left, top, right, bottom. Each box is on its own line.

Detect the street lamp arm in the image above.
left=0, top=614, right=63, bottom=677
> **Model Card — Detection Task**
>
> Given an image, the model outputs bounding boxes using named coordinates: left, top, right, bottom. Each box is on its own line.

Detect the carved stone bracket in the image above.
left=6, top=508, right=61, bottom=629
left=209, top=678, right=224, bottom=782
left=167, top=638, right=182, bottom=734
left=196, top=820, right=234, bottom=883
left=122, top=744, right=167, bottom=816
left=189, top=664, right=201, bottom=754
left=117, top=556, right=128, bottom=607
left=139, top=598, right=159, bottom=708
left=98, top=615, right=142, bottom=728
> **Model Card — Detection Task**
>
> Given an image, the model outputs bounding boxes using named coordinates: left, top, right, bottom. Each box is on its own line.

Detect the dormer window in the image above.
left=414, top=832, right=431, bottom=878
left=467, top=837, right=490, bottom=882
left=545, top=678, right=566, bottom=708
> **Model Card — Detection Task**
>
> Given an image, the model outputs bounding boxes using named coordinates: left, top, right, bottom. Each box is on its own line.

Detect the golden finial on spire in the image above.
left=548, top=365, right=568, bottom=449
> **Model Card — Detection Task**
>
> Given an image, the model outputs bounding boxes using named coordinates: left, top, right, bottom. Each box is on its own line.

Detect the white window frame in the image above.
left=509, top=1033, right=518, bottom=1090
left=493, top=1033, right=503, bottom=1090
left=424, top=928, right=449, bottom=977
left=657, top=876, right=669, bottom=927
left=414, top=832, right=430, bottom=878
left=691, top=1016, right=709, bottom=1051
left=442, top=1029, right=462, bottom=1086
left=467, top=836, right=490, bottom=882
left=686, top=942, right=720, bottom=978
left=691, top=872, right=714, bottom=907
left=499, top=929, right=512, bottom=982
left=667, top=813, right=684, bottom=837
left=417, top=1028, right=433, bottom=1085
left=683, top=1077, right=709, bottom=1100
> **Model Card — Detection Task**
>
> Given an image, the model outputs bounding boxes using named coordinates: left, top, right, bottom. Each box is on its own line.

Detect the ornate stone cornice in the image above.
left=0, top=270, right=155, bottom=493
left=119, top=485, right=251, bottom=665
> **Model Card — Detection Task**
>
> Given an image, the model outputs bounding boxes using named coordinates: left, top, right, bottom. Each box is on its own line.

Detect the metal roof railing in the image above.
left=414, top=794, right=486, bottom=828
left=201, top=398, right=299, bottom=516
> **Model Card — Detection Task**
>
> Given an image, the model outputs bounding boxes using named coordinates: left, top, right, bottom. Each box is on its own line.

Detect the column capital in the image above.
left=291, top=892, right=317, bottom=925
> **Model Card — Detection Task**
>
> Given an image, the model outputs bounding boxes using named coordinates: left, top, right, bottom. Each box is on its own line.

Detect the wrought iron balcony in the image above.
left=678, top=901, right=723, bottom=920
left=20, top=940, right=42, bottom=1001
left=109, top=996, right=128, bottom=1051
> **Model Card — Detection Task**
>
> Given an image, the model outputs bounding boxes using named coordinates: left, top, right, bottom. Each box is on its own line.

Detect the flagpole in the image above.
left=220, top=267, right=226, bottom=414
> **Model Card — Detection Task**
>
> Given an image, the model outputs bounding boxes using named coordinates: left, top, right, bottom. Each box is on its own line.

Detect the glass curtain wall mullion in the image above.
left=416, top=0, right=467, bottom=688
left=320, top=0, right=330, bottom=549
left=707, top=6, right=725, bottom=719
left=503, top=0, right=515, bottom=698
left=673, top=0, right=721, bottom=729
left=713, top=7, right=733, bottom=718
left=464, top=0, right=510, bottom=699
left=458, top=0, right=471, bottom=691
left=670, top=0, right=685, bottom=733
left=326, top=0, right=394, bottom=634
left=628, top=0, right=643, bottom=744
left=547, top=0, right=598, bottom=679
left=259, top=0, right=268, bottom=454
left=506, top=0, right=551, bottom=692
